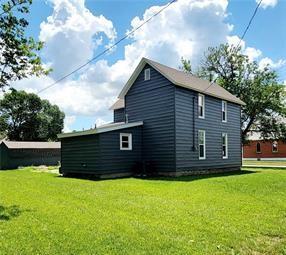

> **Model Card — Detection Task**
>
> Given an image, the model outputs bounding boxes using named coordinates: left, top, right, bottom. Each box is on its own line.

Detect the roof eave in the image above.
left=174, top=81, right=246, bottom=106
left=58, top=121, right=144, bottom=139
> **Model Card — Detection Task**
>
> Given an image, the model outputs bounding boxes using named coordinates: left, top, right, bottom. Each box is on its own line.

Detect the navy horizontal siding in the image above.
left=175, top=86, right=241, bottom=171
left=60, top=126, right=142, bottom=175
left=125, top=64, right=175, bottom=172
left=114, top=108, right=125, bottom=122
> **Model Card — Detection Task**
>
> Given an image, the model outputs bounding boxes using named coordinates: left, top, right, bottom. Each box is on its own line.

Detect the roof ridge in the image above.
left=118, top=57, right=245, bottom=105
left=144, top=57, right=206, bottom=81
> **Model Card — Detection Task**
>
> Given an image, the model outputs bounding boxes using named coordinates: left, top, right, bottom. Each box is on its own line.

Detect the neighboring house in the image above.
left=58, top=58, right=245, bottom=178
left=243, top=132, right=286, bottom=160
left=0, top=141, right=61, bottom=170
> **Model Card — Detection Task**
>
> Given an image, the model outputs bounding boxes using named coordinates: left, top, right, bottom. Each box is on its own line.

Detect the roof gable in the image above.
left=118, top=58, right=245, bottom=106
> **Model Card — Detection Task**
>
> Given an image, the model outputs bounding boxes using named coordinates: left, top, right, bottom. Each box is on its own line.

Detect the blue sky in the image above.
left=15, top=0, right=286, bottom=132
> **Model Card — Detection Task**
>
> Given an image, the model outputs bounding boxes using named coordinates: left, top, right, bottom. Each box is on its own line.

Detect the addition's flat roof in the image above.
left=58, top=121, right=143, bottom=139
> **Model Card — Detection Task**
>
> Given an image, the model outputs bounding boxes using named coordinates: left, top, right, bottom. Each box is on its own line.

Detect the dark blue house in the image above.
left=58, top=58, right=245, bottom=178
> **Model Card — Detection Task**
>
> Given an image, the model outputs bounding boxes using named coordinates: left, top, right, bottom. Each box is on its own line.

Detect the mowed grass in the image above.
left=243, top=160, right=286, bottom=167
left=0, top=168, right=286, bottom=255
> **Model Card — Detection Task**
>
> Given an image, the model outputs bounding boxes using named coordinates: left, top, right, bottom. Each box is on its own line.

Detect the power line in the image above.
left=203, top=0, right=263, bottom=93
left=236, top=0, right=263, bottom=49
left=37, top=0, right=177, bottom=94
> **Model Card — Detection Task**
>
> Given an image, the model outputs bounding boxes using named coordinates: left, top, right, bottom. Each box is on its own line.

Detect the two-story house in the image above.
left=58, top=58, right=245, bottom=178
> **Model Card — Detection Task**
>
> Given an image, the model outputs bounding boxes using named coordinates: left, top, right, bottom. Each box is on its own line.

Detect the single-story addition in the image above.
left=58, top=57, right=245, bottom=178
left=0, top=141, right=61, bottom=170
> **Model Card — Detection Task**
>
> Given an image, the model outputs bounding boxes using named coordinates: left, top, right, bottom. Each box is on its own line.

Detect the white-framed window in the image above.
left=256, top=142, right=261, bottom=153
left=144, top=68, right=150, bottom=81
left=272, top=141, right=278, bottom=153
left=198, top=94, right=205, bottom=119
left=222, top=133, right=228, bottom=159
left=198, top=130, right=206, bottom=159
left=222, top=100, right=227, bottom=122
left=120, top=133, right=132, bottom=150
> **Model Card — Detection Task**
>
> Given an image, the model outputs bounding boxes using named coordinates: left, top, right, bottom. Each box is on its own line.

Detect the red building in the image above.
left=243, top=140, right=286, bottom=160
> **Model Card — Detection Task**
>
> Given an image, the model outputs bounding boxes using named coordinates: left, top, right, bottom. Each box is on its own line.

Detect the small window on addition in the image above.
left=272, top=141, right=278, bottom=153
left=144, top=68, right=150, bottom=81
left=120, top=133, right=132, bottom=150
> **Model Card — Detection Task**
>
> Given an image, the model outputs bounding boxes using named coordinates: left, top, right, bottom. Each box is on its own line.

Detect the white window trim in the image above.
left=144, top=68, right=150, bottom=81
left=222, top=100, right=227, bottom=122
left=272, top=141, right=278, bottom=153
left=222, top=133, right=228, bottom=159
left=120, top=133, right=132, bottom=151
left=198, top=94, right=205, bottom=119
left=198, top=130, right=206, bottom=160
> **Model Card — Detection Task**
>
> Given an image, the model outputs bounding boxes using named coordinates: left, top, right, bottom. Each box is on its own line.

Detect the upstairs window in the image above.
left=222, top=100, right=227, bottom=122
left=256, top=142, right=261, bottom=153
left=198, top=94, right=205, bottom=119
left=222, top=133, right=228, bottom=159
left=198, top=130, right=206, bottom=159
left=272, top=141, right=278, bottom=153
left=144, top=68, right=150, bottom=81
left=120, top=133, right=132, bottom=150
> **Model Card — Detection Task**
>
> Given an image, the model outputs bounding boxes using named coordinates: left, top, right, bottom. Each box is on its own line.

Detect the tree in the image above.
left=181, top=44, right=286, bottom=143
left=0, top=0, right=50, bottom=89
left=179, top=57, right=192, bottom=74
left=0, top=89, right=65, bottom=141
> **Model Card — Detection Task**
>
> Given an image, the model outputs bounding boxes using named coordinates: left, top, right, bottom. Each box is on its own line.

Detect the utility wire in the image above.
left=236, top=0, right=263, bottom=49
left=202, top=0, right=263, bottom=93
left=37, top=0, right=177, bottom=94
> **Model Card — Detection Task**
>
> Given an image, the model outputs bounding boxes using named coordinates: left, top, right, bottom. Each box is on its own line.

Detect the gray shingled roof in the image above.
left=109, top=98, right=124, bottom=110
left=117, top=58, right=245, bottom=106
left=1, top=141, right=61, bottom=149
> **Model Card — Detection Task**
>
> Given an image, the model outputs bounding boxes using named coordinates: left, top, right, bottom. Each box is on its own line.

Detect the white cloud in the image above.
left=124, top=0, right=231, bottom=69
left=64, top=115, right=76, bottom=132
left=39, top=0, right=116, bottom=79
left=35, top=0, right=234, bottom=131
left=226, top=35, right=245, bottom=49
left=258, top=57, right=286, bottom=70
left=257, top=0, right=278, bottom=9
left=227, top=36, right=262, bottom=62
left=12, top=0, right=283, bottom=132
left=95, top=118, right=108, bottom=127
left=244, top=47, right=262, bottom=62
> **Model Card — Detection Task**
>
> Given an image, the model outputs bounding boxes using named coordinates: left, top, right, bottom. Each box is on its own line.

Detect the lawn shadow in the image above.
left=56, top=170, right=258, bottom=182
left=141, top=169, right=258, bottom=182
left=0, top=205, right=28, bottom=221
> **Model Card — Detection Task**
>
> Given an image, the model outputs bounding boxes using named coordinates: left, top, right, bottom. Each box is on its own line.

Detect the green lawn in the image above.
left=1, top=167, right=286, bottom=255
left=243, top=160, right=286, bottom=167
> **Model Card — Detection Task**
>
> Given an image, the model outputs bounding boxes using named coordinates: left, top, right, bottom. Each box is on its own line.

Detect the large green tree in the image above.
left=181, top=44, right=286, bottom=143
left=0, top=0, right=49, bottom=89
left=0, top=89, right=65, bottom=141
